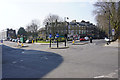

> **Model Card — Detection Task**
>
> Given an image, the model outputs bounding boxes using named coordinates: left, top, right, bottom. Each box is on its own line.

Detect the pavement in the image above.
left=1, top=39, right=118, bottom=78
left=0, top=44, right=2, bottom=80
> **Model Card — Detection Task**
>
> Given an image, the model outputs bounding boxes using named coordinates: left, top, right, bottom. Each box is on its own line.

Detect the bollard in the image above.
left=72, top=40, right=74, bottom=44
left=21, top=43, right=23, bottom=47
left=65, top=38, right=66, bottom=47
left=32, top=40, right=33, bottom=43
left=90, top=37, right=92, bottom=43
left=17, top=41, right=19, bottom=46
left=107, top=42, right=109, bottom=45
left=90, top=39, right=92, bottom=43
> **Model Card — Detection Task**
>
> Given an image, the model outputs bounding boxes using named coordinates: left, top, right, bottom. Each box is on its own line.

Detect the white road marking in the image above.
left=45, top=57, right=48, bottom=59
left=41, top=56, right=48, bottom=60
left=22, top=51, right=24, bottom=53
left=12, top=61, right=17, bottom=64
left=20, top=60, right=23, bottom=61
left=94, top=75, right=108, bottom=78
left=94, top=69, right=118, bottom=78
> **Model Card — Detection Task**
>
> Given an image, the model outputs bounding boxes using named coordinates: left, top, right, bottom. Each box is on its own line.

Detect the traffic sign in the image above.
left=49, top=34, right=52, bottom=38
left=56, top=33, right=59, bottom=38
left=112, top=29, right=115, bottom=35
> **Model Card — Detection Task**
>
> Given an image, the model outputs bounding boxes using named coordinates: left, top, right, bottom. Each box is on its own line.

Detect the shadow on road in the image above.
left=2, top=45, right=63, bottom=80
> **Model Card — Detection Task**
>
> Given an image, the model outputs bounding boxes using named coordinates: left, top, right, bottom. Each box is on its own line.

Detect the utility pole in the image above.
left=64, top=17, right=69, bottom=40
left=108, top=10, right=111, bottom=43
left=104, top=9, right=111, bottom=45
left=45, top=22, right=48, bottom=40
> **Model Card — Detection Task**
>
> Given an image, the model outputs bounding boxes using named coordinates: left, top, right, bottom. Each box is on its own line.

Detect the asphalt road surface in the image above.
left=1, top=39, right=118, bottom=79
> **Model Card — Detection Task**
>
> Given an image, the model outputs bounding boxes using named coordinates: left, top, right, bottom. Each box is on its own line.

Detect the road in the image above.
left=1, top=39, right=118, bottom=79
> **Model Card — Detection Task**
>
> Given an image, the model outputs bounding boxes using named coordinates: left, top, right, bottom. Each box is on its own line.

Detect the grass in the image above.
left=35, top=40, right=50, bottom=43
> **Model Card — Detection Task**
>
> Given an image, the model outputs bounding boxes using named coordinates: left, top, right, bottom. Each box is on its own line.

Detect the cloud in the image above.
left=1, top=0, right=97, bottom=3
left=1, top=0, right=119, bottom=4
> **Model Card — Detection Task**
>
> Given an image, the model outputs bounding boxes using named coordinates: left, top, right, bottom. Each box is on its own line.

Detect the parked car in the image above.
left=15, top=39, right=18, bottom=42
left=104, top=37, right=112, bottom=42
left=79, top=38, right=86, bottom=41
left=26, top=40, right=32, bottom=43
left=84, top=36, right=89, bottom=40
left=3, top=39, right=7, bottom=41
left=12, top=39, right=15, bottom=42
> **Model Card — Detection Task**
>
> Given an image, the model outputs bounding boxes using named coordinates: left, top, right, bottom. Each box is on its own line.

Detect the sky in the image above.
left=0, top=0, right=98, bottom=31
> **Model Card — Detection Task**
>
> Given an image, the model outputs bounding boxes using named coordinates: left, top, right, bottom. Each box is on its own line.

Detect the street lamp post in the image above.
left=45, top=22, right=48, bottom=40
left=64, top=17, right=69, bottom=39
left=108, top=10, right=111, bottom=44
left=101, top=4, right=112, bottom=44
left=105, top=10, right=111, bottom=44
left=64, top=17, right=69, bottom=47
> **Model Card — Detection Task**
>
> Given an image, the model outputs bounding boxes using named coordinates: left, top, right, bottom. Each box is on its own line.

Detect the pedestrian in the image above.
left=90, top=37, right=92, bottom=43
left=36, top=39, right=37, bottom=43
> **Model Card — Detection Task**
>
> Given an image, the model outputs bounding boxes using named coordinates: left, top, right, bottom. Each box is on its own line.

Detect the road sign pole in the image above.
left=50, top=38, right=51, bottom=48
left=112, top=29, right=115, bottom=40
left=56, top=33, right=59, bottom=48
left=49, top=34, right=52, bottom=48
left=57, top=38, right=58, bottom=48
left=65, top=38, right=66, bottom=47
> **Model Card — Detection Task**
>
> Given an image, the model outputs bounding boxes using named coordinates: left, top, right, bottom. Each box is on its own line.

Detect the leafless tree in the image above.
left=26, top=19, right=40, bottom=39
left=26, top=19, right=40, bottom=32
left=93, top=1, right=119, bottom=39
left=43, top=13, right=63, bottom=25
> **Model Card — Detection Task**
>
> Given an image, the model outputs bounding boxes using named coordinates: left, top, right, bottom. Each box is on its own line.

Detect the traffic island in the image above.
left=49, top=46, right=69, bottom=49
left=104, top=39, right=119, bottom=48
left=35, top=43, right=56, bottom=45
left=21, top=45, right=29, bottom=48
left=72, top=42, right=88, bottom=45
left=15, top=45, right=29, bottom=48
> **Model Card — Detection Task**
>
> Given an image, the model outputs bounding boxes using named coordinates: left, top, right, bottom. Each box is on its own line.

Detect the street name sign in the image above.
left=49, top=34, right=52, bottom=38
left=56, top=33, right=59, bottom=38
left=112, top=29, right=115, bottom=35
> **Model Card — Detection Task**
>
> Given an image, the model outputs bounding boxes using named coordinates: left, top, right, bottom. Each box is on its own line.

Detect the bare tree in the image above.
left=26, top=19, right=40, bottom=32
left=93, top=1, right=119, bottom=39
left=43, top=13, right=63, bottom=25
left=26, top=19, right=40, bottom=39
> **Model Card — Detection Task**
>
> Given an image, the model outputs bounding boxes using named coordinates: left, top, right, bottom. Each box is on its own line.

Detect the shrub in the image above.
left=40, top=38, right=43, bottom=40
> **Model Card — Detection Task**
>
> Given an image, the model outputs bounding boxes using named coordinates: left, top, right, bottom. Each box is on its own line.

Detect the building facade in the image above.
left=0, top=30, right=7, bottom=40
left=68, top=20, right=100, bottom=39
left=39, top=20, right=104, bottom=39
left=0, top=28, right=17, bottom=40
